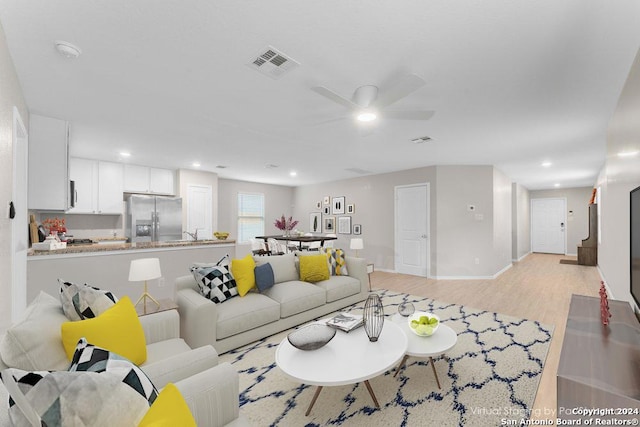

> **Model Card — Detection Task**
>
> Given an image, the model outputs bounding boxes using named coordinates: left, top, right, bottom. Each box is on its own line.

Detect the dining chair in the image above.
left=323, top=233, right=337, bottom=249
left=267, top=238, right=285, bottom=255
left=250, top=238, right=269, bottom=256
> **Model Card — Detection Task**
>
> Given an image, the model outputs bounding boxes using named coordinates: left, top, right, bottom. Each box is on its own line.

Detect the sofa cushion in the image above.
left=254, top=263, right=275, bottom=292
left=144, top=338, right=192, bottom=366
left=0, top=292, right=69, bottom=371
left=58, top=279, right=118, bottom=321
left=323, top=248, right=349, bottom=276
left=231, top=254, right=256, bottom=296
left=299, top=254, right=330, bottom=282
left=139, top=383, right=196, bottom=427
left=191, top=265, right=238, bottom=304
left=61, top=296, right=147, bottom=365
left=262, top=281, right=326, bottom=318
left=216, top=293, right=280, bottom=339
left=315, top=275, right=362, bottom=303
left=254, top=253, right=298, bottom=284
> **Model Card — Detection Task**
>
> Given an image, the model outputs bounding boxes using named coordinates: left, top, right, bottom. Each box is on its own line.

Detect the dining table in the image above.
left=255, top=234, right=337, bottom=251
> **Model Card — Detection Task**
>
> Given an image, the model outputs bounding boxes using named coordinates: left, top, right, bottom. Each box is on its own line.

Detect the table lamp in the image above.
left=350, top=238, right=364, bottom=258
left=129, top=257, right=161, bottom=314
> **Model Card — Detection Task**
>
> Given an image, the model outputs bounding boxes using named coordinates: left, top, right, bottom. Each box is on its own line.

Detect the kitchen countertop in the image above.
left=28, top=239, right=235, bottom=256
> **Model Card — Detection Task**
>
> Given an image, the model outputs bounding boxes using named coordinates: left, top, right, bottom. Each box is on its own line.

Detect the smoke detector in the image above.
left=54, top=40, right=82, bottom=59
left=247, top=46, right=299, bottom=79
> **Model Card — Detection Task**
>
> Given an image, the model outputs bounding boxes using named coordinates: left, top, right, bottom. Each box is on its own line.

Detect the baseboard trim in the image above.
left=432, top=262, right=513, bottom=280
left=375, top=268, right=396, bottom=274
left=512, top=251, right=531, bottom=263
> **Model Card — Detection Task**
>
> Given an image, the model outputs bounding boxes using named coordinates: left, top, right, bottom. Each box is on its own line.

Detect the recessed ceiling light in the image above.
left=54, top=40, right=82, bottom=58
left=290, top=171, right=297, bottom=177
left=119, top=152, right=131, bottom=157
left=356, top=112, right=377, bottom=122
left=541, top=161, right=552, bottom=167
left=617, top=150, right=639, bottom=157
left=192, top=162, right=201, bottom=168
left=554, top=183, right=561, bottom=188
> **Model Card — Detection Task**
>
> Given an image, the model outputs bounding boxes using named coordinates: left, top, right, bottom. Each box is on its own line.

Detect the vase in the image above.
left=363, top=294, right=384, bottom=342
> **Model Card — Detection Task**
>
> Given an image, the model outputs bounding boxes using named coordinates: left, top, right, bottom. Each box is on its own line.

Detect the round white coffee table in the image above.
left=276, top=320, right=407, bottom=416
left=391, top=313, right=458, bottom=388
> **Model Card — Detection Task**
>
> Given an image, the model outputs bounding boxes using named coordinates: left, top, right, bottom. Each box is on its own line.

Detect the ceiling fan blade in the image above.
left=373, top=74, right=426, bottom=109
left=381, top=110, right=435, bottom=120
left=311, top=86, right=359, bottom=110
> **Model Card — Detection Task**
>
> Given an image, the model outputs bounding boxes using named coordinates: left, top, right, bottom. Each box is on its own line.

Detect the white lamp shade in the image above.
left=350, top=238, right=364, bottom=250
left=128, top=258, right=162, bottom=282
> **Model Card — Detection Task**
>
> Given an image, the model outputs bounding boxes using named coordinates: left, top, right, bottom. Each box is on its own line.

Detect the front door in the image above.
left=531, top=198, right=566, bottom=254
left=395, top=183, right=430, bottom=277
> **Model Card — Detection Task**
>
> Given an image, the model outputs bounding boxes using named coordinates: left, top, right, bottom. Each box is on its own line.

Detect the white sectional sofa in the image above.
left=175, top=254, right=369, bottom=354
left=0, top=292, right=249, bottom=427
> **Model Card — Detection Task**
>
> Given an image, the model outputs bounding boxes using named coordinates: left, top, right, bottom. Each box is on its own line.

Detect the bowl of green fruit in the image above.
left=408, top=311, right=440, bottom=337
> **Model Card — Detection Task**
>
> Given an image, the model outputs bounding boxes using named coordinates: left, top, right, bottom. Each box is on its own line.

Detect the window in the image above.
left=238, top=192, right=264, bottom=243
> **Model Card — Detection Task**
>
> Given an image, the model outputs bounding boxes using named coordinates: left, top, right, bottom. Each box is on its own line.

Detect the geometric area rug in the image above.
left=219, top=290, right=554, bottom=427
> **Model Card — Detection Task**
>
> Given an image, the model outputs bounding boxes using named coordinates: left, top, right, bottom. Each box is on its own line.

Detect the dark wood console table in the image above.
left=557, top=295, right=640, bottom=421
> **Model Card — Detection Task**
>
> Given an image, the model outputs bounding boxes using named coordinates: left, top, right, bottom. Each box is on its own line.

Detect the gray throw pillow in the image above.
left=254, top=263, right=275, bottom=292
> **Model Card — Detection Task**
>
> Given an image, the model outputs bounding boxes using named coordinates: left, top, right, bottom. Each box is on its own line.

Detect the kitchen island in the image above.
left=27, top=239, right=236, bottom=303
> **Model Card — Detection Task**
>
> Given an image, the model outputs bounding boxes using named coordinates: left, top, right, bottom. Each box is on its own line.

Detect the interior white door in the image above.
left=531, top=198, right=566, bottom=254
left=395, top=183, right=430, bottom=276
left=187, top=184, right=212, bottom=240
left=11, top=107, right=28, bottom=325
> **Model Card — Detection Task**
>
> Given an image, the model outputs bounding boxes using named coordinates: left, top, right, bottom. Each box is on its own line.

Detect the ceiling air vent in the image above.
left=247, top=46, right=300, bottom=80
left=411, top=136, right=432, bottom=144
left=345, top=168, right=372, bottom=175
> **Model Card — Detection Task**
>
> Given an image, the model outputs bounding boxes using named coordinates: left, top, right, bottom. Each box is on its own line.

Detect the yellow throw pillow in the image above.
left=138, top=383, right=196, bottom=427
left=299, top=254, right=330, bottom=282
left=232, top=254, right=256, bottom=296
left=61, top=296, right=147, bottom=365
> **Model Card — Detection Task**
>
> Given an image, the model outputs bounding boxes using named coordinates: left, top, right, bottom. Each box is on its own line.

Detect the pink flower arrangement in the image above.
left=274, top=214, right=298, bottom=231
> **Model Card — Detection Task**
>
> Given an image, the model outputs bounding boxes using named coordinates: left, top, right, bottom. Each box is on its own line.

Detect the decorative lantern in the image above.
left=363, top=294, right=384, bottom=342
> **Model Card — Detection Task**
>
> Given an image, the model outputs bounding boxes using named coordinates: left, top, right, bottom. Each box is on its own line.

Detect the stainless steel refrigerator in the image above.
left=125, top=195, right=182, bottom=243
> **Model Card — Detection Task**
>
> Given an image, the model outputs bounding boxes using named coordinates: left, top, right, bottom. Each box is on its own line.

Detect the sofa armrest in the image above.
left=176, top=286, right=218, bottom=349
left=143, top=344, right=219, bottom=389
left=345, top=256, right=368, bottom=292
left=175, top=362, right=240, bottom=427
left=139, top=309, right=180, bottom=344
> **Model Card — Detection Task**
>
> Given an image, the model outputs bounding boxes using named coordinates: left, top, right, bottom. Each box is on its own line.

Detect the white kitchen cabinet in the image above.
left=149, top=168, right=174, bottom=194
left=124, top=164, right=174, bottom=195
left=28, top=114, right=70, bottom=211
left=68, top=158, right=123, bottom=214
left=123, top=164, right=150, bottom=193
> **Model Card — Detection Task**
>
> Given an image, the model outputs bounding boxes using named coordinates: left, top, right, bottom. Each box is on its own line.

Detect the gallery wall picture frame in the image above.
left=338, top=216, right=352, bottom=234
left=324, top=217, right=336, bottom=233
left=347, top=204, right=355, bottom=214
left=332, top=196, right=345, bottom=214
left=353, top=224, right=362, bottom=235
left=315, top=201, right=321, bottom=209
left=323, top=196, right=330, bottom=205
left=310, top=212, right=322, bottom=233
left=323, top=206, right=330, bottom=215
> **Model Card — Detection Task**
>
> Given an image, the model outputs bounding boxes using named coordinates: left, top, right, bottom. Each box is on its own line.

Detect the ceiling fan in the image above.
left=311, top=73, right=435, bottom=126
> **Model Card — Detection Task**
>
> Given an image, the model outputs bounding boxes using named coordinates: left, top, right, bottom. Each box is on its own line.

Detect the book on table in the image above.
left=325, top=312, right=363, bottom=332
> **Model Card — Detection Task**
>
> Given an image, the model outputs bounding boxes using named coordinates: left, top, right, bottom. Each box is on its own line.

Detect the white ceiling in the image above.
left=1, top=1, right=639, bottom=189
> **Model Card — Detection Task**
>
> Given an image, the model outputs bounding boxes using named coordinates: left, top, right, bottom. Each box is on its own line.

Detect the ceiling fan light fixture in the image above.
left=356, top=112, right=377, bottom=122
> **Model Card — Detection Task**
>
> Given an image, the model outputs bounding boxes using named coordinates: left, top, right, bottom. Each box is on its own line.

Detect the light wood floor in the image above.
left=371, top=252, right=602, bottom=418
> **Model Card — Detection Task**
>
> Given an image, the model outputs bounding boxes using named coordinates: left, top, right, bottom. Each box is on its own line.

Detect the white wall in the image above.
left=218, top=178, right=294, bottom=257
left=512, top=183, right=531, bottom=261
left=530, top=187, right=593, bottom=256
left=0, top=22, right=29, bottom=333
left=492, top=168, right=513, bottom=273
left=597, top=47, right=640, bottom=307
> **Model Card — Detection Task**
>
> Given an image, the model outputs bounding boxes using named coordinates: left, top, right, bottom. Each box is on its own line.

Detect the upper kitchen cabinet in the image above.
left=124, top=164, right=175, bottom=195
left=68, top=158, right=123, bottom=214
left=28, top=114, right=70, bottom=211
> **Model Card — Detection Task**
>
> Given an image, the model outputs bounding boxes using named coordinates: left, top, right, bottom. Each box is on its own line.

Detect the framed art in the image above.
left=323, top=217, right=335, bottom=233
left=323, top=196, right=330, bottom=205
left=353, top=224, right=362, bottom=235
left=309, top=212, right=322, bottom=233
left=323, top=206, right=330, bottom=215
left=332, top=196, right=345, bottom=214
left=347, top=204, right=355, bottom=214
left=315, top=201, right=321, bottom=209
left=338, top=216, right=352, bottom=234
